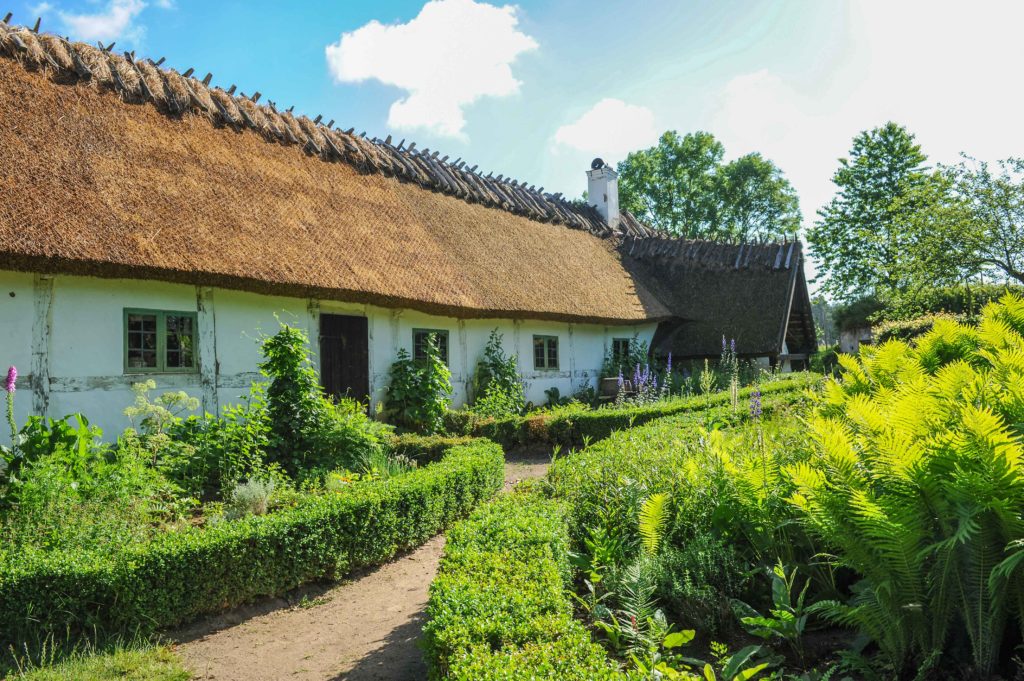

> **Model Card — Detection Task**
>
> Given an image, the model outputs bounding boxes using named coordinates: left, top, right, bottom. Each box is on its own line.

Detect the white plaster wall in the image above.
left=46, top=276, right=203, bottom=437
left=1, top=269, right=658, bottom=443
left=0, top=271, right=35, bottom=443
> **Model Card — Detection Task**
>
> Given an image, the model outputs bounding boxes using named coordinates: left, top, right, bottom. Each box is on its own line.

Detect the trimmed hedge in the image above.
left=425, top=379, right=817, bottom=679
left=423, top=490, right=621, bottom=680
left=385, top=432, right=478, bottom=465
left=0, top=439, right=504, bottom=648
left=445, top=372, right=819, bottom=448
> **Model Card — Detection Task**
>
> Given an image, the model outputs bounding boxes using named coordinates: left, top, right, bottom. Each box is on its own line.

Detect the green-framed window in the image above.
left=612, top=337, right=631, bottom=365
left=413, top=328, right=450, bottom=365
left=533, top=335, right=559, bottom=370
left=124, top=309, right=198, bottom=374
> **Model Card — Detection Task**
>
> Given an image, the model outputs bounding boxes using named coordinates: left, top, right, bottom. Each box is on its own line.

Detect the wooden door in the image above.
left=319, top=314, right=370, bottom=403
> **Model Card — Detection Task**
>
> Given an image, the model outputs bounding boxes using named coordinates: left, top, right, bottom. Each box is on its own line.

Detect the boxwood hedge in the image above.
left=445, top=372, right=819, bottom=448
left=425, top=377, right=818, bottom=679
left=0, top=439, right=504, bottom=648
left=423, top=490, right=621, bottom=680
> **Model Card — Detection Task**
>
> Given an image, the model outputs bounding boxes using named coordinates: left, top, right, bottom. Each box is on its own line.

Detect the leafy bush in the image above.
left=260, top=324, right=388, bottom=476
left=0, top=438, right=503, bottom=648
left=123, top=381, right=199, bottom=434
left=789, top=293, right=1024, bottom=676
left=872, top=311, right=964, bottom=344
left=547, top=381, right=821, bottom=655
left=167, top=386, right=272, bottom=499
left=385, top=337, right=452, bottom=434
left=224, top=478, right=275, bottom=519
left=1, top=426, right=190, bottom=554
left=471, top=330, right=525, bottom=417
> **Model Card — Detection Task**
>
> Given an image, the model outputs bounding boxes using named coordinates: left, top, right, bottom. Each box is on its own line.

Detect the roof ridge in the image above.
left=0, top=17, right=621, bottom=238
left=621, top=234, right=803, bottom=270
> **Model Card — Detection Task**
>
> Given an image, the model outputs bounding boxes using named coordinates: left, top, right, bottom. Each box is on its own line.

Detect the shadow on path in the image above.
left=332, top=609, right=428, bottom=680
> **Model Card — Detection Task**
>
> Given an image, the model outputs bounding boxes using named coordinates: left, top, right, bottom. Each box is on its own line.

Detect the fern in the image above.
left=638, top=492, right=669, bottom=556
left=790, top=294, right=1024, bottom=675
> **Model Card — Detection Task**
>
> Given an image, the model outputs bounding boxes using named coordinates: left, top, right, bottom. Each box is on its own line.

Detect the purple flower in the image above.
left=617, top=371, right=624, bottom=390
left=730, top=338, right=736, bottom=354
left=4, top=366, right=15, bottom=394
left=722, top=336, right=727, bottom=353
left=667, top=353, right=672, bottom=374
left=750, top=389, right=762, bottom=419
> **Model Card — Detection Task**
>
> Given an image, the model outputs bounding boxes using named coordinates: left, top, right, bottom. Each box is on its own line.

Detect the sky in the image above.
left=10, top=0, right=1024, bottom=240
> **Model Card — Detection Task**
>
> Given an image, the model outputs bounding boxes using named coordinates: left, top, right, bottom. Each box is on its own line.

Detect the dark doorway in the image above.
left=319, top=314, right=370, bottom=403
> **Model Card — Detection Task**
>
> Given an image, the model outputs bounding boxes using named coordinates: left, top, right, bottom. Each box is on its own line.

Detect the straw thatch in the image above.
left=0, top=19, right=812, bottom=340
left=0, top=31, right=670, bottom=323
left=624, top=238, right=816, bottom=359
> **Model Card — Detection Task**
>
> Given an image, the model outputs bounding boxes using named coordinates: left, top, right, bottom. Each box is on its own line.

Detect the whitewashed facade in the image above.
left=0, top=270, right=656, bottom=443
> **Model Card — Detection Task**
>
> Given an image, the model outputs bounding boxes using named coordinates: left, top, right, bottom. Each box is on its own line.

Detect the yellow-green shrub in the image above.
left=789, top=294, right=1024, bottom=676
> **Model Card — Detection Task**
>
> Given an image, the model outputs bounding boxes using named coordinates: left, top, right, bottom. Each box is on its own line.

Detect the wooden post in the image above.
left=30, top=275, right=53, bottom=418
left=567, top=323, right=577, bottom=393
left=457, top=319, right=470, bottom=404
left=196, top=286, right=218, bottom=416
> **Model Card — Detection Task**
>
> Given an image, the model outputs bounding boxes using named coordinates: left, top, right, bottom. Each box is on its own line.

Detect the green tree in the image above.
left=617, top=131, right=800, bottom=241
left=945, top=157, right=1024, bottom=286
left=718, top=152, right=802, bottom=242
left=808, top=122, right=959, bottom=301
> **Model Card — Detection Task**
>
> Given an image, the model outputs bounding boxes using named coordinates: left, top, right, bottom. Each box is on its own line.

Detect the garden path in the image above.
left=175, top=447, right=551, bottom=681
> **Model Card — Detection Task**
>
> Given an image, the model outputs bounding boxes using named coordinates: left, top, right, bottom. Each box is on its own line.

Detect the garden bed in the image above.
left=424, top=379, right=815, bottom=679
left=0, top=438, right=504, bottom=649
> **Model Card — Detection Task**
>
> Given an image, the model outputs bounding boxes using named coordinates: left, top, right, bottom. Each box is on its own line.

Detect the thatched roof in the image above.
left=0, top=20, right=813, bottom=344
left=624, top=237, right=816, bottom=359
left=0, top=22, right=670, bottom=323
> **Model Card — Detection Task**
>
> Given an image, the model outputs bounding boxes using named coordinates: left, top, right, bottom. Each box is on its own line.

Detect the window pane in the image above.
left=613, top=338, right=629, bottom=364
left=547, top=338, right=558, bottom=369
left=533, top=337, right=546, bottom=369
left=127, top=314, right=158, bottom=369
left=414, top=330, right=448, bottom=364
left=165, top=315, right=196, bottom=369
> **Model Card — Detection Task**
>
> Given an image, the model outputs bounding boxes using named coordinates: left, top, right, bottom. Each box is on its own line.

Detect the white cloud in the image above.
left=553, top=98, right=658, bottom=161
left=58, top=0, right=148, bottom=44
left=325, top=0, right=538, bottom=139
left=30, top=2, right=53, bottom=17
left=710, top=1, right=1024, bottom=222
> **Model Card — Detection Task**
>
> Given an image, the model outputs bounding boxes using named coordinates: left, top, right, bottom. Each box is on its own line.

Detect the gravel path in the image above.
left=175, top=450, right=551, bottom=681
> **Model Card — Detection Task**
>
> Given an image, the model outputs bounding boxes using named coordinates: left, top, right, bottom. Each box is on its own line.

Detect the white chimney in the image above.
left=586, top=158, right=620, bottom=229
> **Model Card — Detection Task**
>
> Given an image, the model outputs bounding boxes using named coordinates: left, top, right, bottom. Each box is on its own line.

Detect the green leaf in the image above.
left=733, top=662, right=769, bottom=681
left=722, top=645, right=764, bottom=680
left=663, top=630, right=696, bottom=649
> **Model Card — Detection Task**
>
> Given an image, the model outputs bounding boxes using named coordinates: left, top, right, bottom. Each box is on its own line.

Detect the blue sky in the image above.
left=11, top=0, right=1024, bottom=229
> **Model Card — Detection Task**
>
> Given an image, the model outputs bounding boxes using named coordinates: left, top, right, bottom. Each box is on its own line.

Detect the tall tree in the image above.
left=945, top=157, right=1024, bottom=286
left=718, top=152, right=802, bottom=242
left=808, top=122, right=956, bottom=301
left=617, top=130, right=800, bottom=241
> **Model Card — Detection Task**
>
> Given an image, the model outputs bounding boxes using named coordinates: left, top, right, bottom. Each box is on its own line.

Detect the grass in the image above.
left=8, top=643, right=189, bottom=680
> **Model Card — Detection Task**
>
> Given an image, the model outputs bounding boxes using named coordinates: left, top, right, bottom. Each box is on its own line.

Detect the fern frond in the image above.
left=638, top=492, right=670, bottom=556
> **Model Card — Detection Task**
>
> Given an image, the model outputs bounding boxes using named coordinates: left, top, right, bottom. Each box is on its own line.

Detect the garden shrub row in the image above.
left=424, top=384, right=815, bottom=678
left=0, top=439, right=504, bottom=648
left=423, top=489, right=621, bottom=680
left=385, top=432, right=478, bottom=465
left=444, top=372, right=819, bottom=448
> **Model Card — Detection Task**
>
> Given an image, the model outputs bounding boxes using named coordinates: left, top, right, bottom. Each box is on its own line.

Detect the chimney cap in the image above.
left=590, top=157, right=606, bottom=170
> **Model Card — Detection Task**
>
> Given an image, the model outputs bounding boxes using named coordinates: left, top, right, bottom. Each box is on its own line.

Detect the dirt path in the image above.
left=175, top=451, right=550, bottom=681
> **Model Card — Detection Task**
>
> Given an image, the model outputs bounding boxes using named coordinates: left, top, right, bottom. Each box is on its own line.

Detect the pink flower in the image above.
left=4, top=366, right=15, bottom=394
